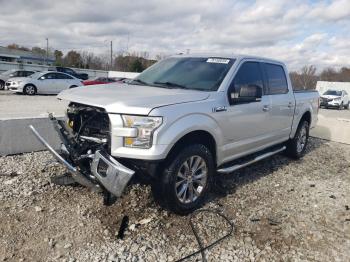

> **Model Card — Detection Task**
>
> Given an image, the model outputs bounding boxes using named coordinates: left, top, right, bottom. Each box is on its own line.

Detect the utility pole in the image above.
left=110, top=40, right=113, bottom=70
left=46, top=38, right=49, bottom=65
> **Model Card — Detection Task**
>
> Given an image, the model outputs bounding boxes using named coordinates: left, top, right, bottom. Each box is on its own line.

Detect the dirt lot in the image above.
left=1, top=137, right=350, bottom=262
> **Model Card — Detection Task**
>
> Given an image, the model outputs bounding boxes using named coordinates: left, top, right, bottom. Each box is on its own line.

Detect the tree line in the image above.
left=290, top=65, right=350, bottom=90
left=6, top=43, right=157, bottom=73
left=6, top=44, right=350, bottom=85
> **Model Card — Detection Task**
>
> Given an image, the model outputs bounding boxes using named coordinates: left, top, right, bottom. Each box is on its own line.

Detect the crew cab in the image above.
left=48, top=66, right=89, bottom=80
left=30, top=54, right=319, bottom=214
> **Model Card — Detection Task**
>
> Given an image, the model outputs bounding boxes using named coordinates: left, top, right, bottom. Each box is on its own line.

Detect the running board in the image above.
left=217, top=146, right=286, bottom=174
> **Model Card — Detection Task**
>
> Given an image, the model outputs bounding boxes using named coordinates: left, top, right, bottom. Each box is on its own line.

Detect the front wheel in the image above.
left=0, top=81, right=4, bottom=90
left=23, top=85, right=37, bottom=95
left=339, top=103, right=344, bottom=110
left=285, top=120, right=309, bottom=159
left=152, top=144, right=214, bottom=215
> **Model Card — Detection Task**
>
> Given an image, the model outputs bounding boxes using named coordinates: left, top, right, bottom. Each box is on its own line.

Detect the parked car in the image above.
left=0, top=69, right=36, bottom=90
left=82, top=77, right=126, bottom=86
left=320, top=89, right=349, bottom=109
left=8, top=71, right=82, bottom=95
left=30, top=54, right=319, bottom=214
left=48, top=66, right=89, bottom=80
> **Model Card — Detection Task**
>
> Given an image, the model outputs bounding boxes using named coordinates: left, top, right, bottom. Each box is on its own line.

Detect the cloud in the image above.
left=0, top=0, right=349, bottom=70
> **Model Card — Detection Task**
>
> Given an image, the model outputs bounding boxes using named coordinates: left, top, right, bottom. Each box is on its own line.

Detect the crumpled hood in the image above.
left=57, top=83, right=210, bottom=115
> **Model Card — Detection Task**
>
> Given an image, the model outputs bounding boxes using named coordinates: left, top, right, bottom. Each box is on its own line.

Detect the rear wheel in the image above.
left=285, top=120, right=309, bottom=159
left=23, top=84, right=37, bottom=95
left=0, top=80, right=4, bottom=90
left=152, top=144, right=214, bottom=215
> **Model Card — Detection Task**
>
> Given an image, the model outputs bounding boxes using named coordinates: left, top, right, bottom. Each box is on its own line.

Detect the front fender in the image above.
left=154, top=113, right=223, bottom=155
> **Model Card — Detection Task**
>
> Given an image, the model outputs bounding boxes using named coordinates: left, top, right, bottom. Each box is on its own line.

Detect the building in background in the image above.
left=0, top=46, right=55, bottom=65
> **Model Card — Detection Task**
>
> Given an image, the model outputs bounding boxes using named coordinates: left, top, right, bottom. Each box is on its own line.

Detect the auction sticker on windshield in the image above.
left=206, top=58, right=230, bottom=64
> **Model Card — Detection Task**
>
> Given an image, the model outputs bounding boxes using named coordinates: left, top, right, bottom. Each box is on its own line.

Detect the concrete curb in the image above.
left=0, top=116, right=64, bottom=156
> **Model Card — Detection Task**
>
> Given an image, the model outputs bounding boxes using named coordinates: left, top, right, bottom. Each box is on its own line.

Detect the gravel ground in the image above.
left=1, top=137, right=350, bottom=262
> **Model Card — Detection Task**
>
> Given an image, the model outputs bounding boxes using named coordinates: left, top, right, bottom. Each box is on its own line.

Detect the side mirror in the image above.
left=230, top=84, right=262, bottom=104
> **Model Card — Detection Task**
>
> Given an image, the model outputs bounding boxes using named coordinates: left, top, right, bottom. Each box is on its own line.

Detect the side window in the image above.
left=13, top=71, right=21, bottom=77
left=57, top=73, right=73, bottom=79
left=16, top=71, right=25, bottom=77
left=264, top=63, right=288, bottom=95
left=42, top=73, right=56, bottom=79
left=228, top=61, right=264, bottom=103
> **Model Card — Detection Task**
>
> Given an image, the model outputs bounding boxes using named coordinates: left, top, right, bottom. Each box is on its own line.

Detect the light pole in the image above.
left=46, top=38, right=49, bottom=65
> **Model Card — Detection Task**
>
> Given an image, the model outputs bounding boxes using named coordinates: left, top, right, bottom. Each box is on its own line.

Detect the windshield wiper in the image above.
left=153, top=81, right=188, bottom=89
left=129, top=79, right=151, bottom=86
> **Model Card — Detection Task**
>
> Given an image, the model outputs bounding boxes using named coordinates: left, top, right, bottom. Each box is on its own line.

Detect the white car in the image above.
left=320, top=90, right=349, bottom=110
left=7, top=71, right=82, bottom=95
left=0, top=69, right=36, bottom=90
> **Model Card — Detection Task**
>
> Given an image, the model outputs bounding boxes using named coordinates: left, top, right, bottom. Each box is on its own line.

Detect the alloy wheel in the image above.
left=175, top=155, right=208, bottom=204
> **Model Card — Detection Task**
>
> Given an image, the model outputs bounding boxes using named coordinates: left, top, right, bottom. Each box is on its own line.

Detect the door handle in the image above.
left=262, top=105, right=270, bottom=112
left=287, top=102, right=293, bottom=108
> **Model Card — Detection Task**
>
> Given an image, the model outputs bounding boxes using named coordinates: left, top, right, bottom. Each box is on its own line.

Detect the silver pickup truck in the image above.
left=30, top=54, right=319, bottom=214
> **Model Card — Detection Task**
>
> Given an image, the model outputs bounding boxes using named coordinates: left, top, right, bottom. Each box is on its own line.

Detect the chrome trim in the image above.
left=29, top=125, right=101, bottom=191
left=91, top=150, right=135, bottom=197
left=29, top=125, right=76, bottom=173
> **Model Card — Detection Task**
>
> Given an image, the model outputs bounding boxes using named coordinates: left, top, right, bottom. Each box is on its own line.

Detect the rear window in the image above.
left=264, top=63, right=288, bottom=95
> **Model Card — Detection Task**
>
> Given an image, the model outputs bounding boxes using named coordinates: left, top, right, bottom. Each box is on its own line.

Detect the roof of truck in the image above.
left=172, top=53, right=285, bottom=66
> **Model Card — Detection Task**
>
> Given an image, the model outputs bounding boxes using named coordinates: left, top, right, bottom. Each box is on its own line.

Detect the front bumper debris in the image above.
left=29, top=122, right=135, bottom=198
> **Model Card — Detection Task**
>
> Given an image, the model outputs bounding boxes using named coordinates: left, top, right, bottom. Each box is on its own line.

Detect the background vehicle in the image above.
left=0, top=69, right=36, bottom=90
left=31, top=54, right=319, bottom=214
left=82, top=77, right=126, bottom=86
left=48, top=66, right=89, bottom=80
left=8, top=71, right=82, bottom=95
left=320, top=89, right=349, bottom=109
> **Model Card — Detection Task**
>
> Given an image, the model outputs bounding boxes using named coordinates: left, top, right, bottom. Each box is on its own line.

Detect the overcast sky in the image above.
left=0, top=0, right=349, bottom=70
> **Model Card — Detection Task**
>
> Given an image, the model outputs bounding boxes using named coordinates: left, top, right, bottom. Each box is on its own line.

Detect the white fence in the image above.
left=0, top=61, right=109, bottom=79
left=0, top=61, right=141, bottom=80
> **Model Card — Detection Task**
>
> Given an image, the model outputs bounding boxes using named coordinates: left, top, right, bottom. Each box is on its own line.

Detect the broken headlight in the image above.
left=122, top=115, right=162, bottom=149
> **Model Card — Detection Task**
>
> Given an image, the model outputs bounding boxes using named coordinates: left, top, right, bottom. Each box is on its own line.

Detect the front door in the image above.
left=216, top=61, right=274, bottom=163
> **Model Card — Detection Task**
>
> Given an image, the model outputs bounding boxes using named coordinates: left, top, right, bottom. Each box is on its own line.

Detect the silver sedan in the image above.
left=7, top=71, right=82, bottom=95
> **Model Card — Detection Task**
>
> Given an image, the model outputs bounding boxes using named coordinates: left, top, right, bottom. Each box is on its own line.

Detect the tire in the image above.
left=285, top=120, right=309, bottom=159
left=0, top=80, right=4, bottom=90
left=345, top=102, right=349, bottom=109
left=23, top=84, right=37, bottom=95
left=339, top=102, right=344, bottom=110
left=69, top=85, right=78, bottom=89
left=152, top=144, right=214, bottom=215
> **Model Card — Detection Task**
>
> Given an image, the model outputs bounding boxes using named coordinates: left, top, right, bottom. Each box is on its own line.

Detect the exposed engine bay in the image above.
left=66, top=102, right=110, bottom=152
left=29, top=103, right=136, bottom=205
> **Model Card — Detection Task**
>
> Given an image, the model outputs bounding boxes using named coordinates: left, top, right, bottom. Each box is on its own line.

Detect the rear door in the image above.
left=262, top=63, right=295, bottom=141
left=55, top=73, right=74, bottom=92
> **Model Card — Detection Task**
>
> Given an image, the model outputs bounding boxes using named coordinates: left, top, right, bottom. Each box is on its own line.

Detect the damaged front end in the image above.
left=29, top=103, right=135, bottom=204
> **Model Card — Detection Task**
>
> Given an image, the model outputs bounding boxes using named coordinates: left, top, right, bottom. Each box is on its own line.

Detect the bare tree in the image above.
left=290, top=65, right=318, bottom=90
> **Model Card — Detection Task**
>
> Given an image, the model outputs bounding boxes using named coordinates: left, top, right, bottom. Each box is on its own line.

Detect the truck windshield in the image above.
left=131, top=57, right=234, bottom=91
left=324, top=90, right=342, bottom=96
